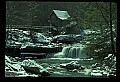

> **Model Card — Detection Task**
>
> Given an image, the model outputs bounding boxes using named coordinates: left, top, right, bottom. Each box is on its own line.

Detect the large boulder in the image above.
left=21, top=59, right=51, bottom=76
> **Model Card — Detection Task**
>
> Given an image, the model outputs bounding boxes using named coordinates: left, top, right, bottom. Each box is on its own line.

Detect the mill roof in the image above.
left=52, top=10, right=70, bottom=20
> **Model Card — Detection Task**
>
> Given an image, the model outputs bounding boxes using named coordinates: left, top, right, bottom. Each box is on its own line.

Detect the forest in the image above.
left=5, top=2, right=117, bottom=77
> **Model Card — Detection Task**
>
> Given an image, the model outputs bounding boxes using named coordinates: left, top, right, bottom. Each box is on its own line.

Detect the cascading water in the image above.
left=69, top=47, right=76, bottom=58
left=62, top=47, right=70, bottom=57
left=61, top=47, right=88, bottom=58
left=76, top=47, right=81, bottom=58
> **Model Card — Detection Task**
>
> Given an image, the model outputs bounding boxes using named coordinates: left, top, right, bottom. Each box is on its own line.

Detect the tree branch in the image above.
left=95, top=2, right=110, bottom=27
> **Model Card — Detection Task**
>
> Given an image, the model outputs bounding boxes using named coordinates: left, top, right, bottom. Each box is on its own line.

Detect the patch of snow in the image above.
left=91, top=72, right=102, bottom=77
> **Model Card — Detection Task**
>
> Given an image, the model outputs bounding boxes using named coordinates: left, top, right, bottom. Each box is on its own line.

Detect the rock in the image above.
left=113, top=56, right=116, bottom=62
left=40, top=63, right=50, bottom=67
left=104, top=54, right=113, bottom=60
left=40, top=69, right=51, bottom=76
left=90, top=69, right=104, bottom=77
left=17, top=74, right=39, bottom=77
left=60, top=64, right=67, bottom=68
left=54, top=52, right=65, bottom=58
left=5, top=55, right=12, bottom=63
left=109, top=69, right=116, bottom=76
left=108, top=74, right=116, bottom=78
left=5, top=60, right=23, bottom=71
left=80, top=66, right=85, bottom=70
left=21, top=59, right=43, bottom=69
left=21, top=66, right=41, bottom=74
left=72, top=69, right=78, bottom=72
left=46, top=67, right=53, bottom=70
left=21, top=59, right=51, bottom=76
left=92, top=70, right=99, bottom=73
left=60, top=61, right=80, bottom=70
left=102, top=71, right=109, bottom=77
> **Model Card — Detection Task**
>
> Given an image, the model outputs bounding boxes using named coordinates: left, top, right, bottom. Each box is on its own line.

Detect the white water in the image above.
left=61, top=47, right=89, bottom=58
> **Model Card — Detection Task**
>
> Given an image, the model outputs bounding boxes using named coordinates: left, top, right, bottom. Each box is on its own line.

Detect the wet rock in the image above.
left=59, top=61, right=80, bottom=70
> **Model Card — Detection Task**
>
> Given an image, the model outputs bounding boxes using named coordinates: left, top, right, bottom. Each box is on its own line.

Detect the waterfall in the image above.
left=76, top=47, right=81, bottom=58
left=69, top=47, right=76, bottom=58
left=62, top=47, right=70, bottom=57
left=62, top=47, right=80, bottom=58
left=61, top=47, right=88, bottom=58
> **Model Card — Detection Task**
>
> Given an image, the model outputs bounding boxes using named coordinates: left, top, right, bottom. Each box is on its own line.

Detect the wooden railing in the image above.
left=6, top=25, right=53, bottom=32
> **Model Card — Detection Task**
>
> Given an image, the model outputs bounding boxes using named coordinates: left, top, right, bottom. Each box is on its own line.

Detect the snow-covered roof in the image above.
left=53, top=10, right=70, bottom=20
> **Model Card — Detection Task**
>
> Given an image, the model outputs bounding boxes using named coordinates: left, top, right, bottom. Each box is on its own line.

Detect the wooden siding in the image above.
left=49, top=12, right=70, bottom=28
